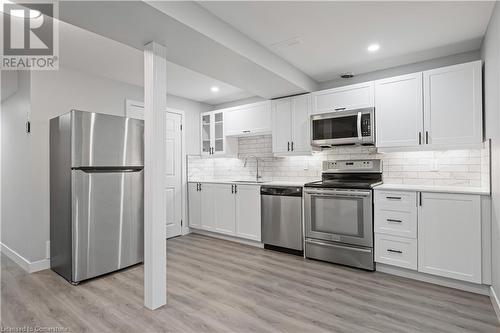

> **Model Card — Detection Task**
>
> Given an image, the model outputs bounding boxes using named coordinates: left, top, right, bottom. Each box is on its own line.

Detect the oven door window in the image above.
left=310, top=195, right=364, bottom=237
left=312, top=115, right=358, bottom=140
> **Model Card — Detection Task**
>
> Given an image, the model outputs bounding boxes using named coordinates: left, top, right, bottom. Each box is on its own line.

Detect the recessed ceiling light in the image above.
left=367, top=43, right=380, bottom=53
left=211, top=86, right=219, bottom=93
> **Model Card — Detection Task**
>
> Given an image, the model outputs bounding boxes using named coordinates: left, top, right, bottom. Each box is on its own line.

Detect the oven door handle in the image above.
left=305, top=190, right=371, bottom=197
left=357, top=111, right=362, bottom=140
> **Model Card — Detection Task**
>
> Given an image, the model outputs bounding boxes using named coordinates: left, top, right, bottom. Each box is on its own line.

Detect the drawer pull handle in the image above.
left=387, top=219, right=402, bottom=223
left=387, top=249, right=403, bottom=254
left=386, top=196, right=402, bottom=200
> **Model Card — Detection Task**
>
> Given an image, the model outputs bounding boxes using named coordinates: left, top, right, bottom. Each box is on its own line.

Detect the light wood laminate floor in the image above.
left=2, top=233, right=499, bottom=332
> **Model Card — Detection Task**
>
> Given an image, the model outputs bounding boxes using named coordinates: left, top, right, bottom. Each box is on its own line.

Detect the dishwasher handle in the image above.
left=260, top=186, right=303, bottom=197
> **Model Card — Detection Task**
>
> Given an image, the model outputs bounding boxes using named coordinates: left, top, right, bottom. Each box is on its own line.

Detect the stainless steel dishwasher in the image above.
left=261, top=186, right=303, bottom=255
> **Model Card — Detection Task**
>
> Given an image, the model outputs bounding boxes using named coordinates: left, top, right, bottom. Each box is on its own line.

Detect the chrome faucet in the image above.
left=244, top=155, right=262, bottom=181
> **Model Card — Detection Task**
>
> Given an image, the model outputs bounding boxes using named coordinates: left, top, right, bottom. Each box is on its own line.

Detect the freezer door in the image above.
left=71, top=110, right=144, bottom=167
left=71, top=169, right=144, bottom=282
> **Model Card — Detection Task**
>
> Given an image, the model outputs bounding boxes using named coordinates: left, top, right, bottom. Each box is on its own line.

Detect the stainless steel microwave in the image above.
left=311, top=107, right=375, bottom=147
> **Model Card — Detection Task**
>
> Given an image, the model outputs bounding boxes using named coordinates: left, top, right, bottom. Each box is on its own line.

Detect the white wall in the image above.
left=1, top=72, right=39, bottom=261
left=1, top=66, right=209, bottom=265
left=481, top=1, right=500, bottom=311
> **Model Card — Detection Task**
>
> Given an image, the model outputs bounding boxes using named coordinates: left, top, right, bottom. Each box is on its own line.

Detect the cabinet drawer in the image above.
left=375, top=234, right=417, bottom=270
left=375, top=190, right=417, bottom=211
left=374, top=209, right=417, bottom=238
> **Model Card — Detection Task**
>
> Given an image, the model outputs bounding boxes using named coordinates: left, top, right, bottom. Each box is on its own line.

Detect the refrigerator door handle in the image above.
left=73, top=167, right=144, bottom=173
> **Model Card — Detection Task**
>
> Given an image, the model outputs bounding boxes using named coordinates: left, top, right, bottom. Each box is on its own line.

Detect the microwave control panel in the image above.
left=361, top=113, right=371, bottom=137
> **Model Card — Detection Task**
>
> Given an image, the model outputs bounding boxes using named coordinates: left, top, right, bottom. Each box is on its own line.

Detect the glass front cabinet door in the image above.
left=200, top=110, right=237, bottom=157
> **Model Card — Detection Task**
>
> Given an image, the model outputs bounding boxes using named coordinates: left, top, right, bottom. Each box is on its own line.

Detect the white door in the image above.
left=418, top=192, right=482, bottom=283
left=235, top=185, right=261, bottom=241
left=214, top=183, right=236, bottom=235
left=165, top=112, right=183, bottom=238
left=188, top=183, right=201, bottom=228
left=200, top=183, right=216, bottom=230
left=291, top=94, right=312, bottom=153
left=423, top=61, right=482, bottom=146
left=375, top=73, right=423, bottom=148
left=272, top=98, right=293, bottom=153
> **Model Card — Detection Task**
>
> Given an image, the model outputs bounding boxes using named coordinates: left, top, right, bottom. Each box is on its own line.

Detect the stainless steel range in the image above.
left=304, top=159, right=382, bottom=271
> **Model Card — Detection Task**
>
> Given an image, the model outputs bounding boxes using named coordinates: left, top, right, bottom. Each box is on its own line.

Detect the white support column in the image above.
left=144, top=42, right=167, bottom=310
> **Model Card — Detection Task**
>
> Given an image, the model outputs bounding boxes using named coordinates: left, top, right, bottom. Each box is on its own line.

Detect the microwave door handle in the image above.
left=357, top=111, right=362, bottom=140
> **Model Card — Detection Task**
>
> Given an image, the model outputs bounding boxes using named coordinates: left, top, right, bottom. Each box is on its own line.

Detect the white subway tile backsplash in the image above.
left=188, top=135, right=491, bottom=189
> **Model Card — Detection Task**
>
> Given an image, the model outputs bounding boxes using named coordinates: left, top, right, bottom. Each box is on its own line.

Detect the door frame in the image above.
left=125, top=100, right=188, bottom=237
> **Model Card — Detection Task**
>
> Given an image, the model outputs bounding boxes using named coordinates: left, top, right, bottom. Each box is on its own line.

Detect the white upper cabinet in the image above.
left=225, top=101, right=272, bottom=136
left=272, top=98, right=293, bottom=153
left=375, top=73, right=424, bottom=148
left=272, top=94, right=312, bottom=155
left=423, top=61, right=482, bottom=146
left=200, top=110, right=237, bottom=157
left=312, top=81, right=374, bottom=114
left=418, top=192, right=482, bottom=283
left=375, top=61, right=483, bottom=149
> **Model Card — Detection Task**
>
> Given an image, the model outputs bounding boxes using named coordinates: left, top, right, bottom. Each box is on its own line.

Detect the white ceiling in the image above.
left=58, top=20, right=254, bottom=105
left=199, top=1, right=495, bottom=82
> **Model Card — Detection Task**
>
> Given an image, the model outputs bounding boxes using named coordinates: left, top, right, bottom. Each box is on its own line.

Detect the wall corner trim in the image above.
left=491, top=286, right=500, bottom=324
left=0, top=242, right=50, bottom=273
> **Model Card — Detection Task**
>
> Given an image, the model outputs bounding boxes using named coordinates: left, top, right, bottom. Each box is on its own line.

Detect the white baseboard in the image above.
left=376, top=263, right=490, bottom=295
left=0, top=242, right=50, bottom=273
left=491, top=286, right=500, bottom=324
left=190, top=229, right=264, bottom=248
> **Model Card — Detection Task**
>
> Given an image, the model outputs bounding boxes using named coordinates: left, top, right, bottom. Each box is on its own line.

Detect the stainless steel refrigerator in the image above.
left=50, top=110, right=144, bottom=284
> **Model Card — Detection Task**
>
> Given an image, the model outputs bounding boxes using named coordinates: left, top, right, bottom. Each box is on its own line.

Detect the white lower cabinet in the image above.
left=374, top=189, right=483, bottom=284
left=235, top=185, right=261, bottom=241
left=418, top=192, right=482, bottom=283
left=188, top=182, right=261, bottom=242
left=214, top=184, right=236, bottom=235
left=188, top=183, right=201, bottom=228
left=200, top=183, right=216, bottom=231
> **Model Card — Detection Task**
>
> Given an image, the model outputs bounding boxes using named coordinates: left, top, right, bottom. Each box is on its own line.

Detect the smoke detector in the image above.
left=340, top=72, right=354, bottom=79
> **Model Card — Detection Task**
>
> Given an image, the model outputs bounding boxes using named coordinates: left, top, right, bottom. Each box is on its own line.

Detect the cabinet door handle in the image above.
left=334, top=107, right=346, bottom=111
left=425, top=131, right=429, bottom=144
left=231, top=184, right=234, bottom=193
left=419, top=192, right=422, bottom=206
left=386, top=219, right=402, bottom=223
left=386, top=196, right=402, bottom=200
left=291, top=141, right=294, bottom=151
left=243, top=130, right=251, bottom=133
left=387, top=249, right=403, bottom=254
left=234, top=185, right=238, bottom=194
left=418, top=132, right=422, bottom=145
left=199, top=183, right=202, bottom=191
left=287, top=142, right=290, bottom=151
left=197, top=183, right=200, bottom=191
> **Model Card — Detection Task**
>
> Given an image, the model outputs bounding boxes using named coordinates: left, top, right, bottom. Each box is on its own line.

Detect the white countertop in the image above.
left=188, top=179, right=315, bottom=187
left=373, top=183, right=490, bottom=196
